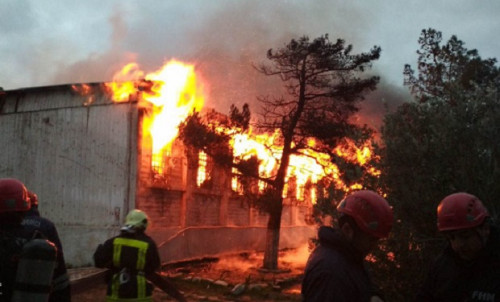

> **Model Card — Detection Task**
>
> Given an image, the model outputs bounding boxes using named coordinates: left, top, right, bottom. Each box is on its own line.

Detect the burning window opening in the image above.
left=197, top=151, right=208, bottom=187
left=231, top=167, right=244, bottom=195
left=152, top=152, right=164, bottom=175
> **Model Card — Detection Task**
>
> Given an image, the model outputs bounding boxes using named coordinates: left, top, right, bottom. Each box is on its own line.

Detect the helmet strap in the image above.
left=475, top=222, right=490, bottom=246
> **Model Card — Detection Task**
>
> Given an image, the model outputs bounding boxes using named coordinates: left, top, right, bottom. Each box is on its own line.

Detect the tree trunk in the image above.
left=262, top=133, right=291, bottom=270
left=262, top=196, right=283, bottom=270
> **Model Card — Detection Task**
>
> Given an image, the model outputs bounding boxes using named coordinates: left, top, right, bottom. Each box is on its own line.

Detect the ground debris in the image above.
left=72, top=249, right=305, bottom=301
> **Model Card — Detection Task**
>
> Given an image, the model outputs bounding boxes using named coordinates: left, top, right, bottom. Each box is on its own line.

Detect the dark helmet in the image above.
left=0, top=178, right=31, bottom=213
left=337, top=190, right=393, bottom=238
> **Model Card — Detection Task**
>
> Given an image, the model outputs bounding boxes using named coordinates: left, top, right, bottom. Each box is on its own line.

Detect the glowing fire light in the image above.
left=71, top=83, right=95, bottom=106
left=230, top=130, right=378, bottom=202
left=105, top=59, right=204, bottom=174
left=104, top=59, right=379, bottom=202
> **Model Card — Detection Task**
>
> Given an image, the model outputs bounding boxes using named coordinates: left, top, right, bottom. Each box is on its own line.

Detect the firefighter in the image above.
left=416, top=192, right=500, bottom=301
left=0, top=178, right=57, bottom=302
left=21, top=190, right=71, bottom=301
left=93, top=209, right=186, bottom=302
left=301, top=190, right=393, bottom=302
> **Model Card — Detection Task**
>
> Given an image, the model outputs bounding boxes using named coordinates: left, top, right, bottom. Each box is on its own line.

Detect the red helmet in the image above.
left=28, top=191, right=38, bottom=207
left=0, top=178, right=31, bottom=213
left=337, top=190, right=393, bottom=238
left=437, top=192, right=489, bottom=232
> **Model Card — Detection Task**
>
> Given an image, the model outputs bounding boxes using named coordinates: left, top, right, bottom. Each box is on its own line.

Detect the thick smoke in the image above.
left=19, top=1, right=408, bottom=133
left=46, top=1, right=406, bottom=120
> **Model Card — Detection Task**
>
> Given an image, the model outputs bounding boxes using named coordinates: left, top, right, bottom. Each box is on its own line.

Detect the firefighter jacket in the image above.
left=416, top=226, right=500, bottom=302
left=93, top=230, right=161, bottom=302
left=21, top=208, right=71, bottom=302
left=1, top=225, right=30, bottom=302
left=0, top=223, right=56, bottom=302
left=301, top=226, right=377, bottom=302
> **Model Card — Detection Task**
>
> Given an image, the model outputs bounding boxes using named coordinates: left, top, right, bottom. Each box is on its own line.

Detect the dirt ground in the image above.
left=71, top=248, right=307, bottom=302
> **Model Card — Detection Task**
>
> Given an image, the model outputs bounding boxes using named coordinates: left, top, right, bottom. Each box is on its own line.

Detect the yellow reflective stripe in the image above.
left=113, top=241, right=122, bottom=267
left=137, top=246, right=146, bottom=270
left=113, top=237, right=149, bottom=270
left=137, top=274, right=146, bottom=298
left=110, top=274, right=120, bottom=299
left=108, top=273, right=150, bottom=300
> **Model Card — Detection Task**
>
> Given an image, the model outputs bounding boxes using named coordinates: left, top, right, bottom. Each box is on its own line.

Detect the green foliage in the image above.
left=404, top=28, right=499, bottom=104
left=378, top=28, right=500, bottom=300
left=257, top=34, right=381, bottom=152
left=311, top=181, right=344, bottom=225
left=178, top=111, right=233, bottom=166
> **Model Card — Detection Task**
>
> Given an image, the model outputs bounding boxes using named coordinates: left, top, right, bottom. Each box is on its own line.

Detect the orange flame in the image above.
left=230, top=130, right=379, bottom=202
left=104, top=59, right=378, bottom=202
left=105, top=60, right=204, bottom=173
left=105, top=63, right=145, bottom=102
left=71, top=83, right=95, bottom=106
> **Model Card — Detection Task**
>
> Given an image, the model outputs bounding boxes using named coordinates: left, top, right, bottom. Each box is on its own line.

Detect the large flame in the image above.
left=104, top=59, right=378, bottom=202
left=105, top=60, right=204, bottom=173
left=230, top=130, right=378, bottom=201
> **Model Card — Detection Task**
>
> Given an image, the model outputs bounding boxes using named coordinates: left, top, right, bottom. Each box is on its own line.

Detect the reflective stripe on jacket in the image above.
left=94, top=231, right=161, bottom=302
left=110, top=238, right=149, bottom=301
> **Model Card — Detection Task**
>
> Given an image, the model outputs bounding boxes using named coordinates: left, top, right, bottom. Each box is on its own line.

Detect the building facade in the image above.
left=0, top=84, right=315, bottom=267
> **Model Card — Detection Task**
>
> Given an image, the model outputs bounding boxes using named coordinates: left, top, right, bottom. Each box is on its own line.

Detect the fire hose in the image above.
left=146, top=272, right=187, bottom=302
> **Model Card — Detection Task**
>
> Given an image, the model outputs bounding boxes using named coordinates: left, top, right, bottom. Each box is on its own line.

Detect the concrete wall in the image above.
left=152, top=225, right=316, bottom=264
left=0, top=84, right=139, bottom=267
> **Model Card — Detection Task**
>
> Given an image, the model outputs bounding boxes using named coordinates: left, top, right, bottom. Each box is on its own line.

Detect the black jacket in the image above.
left=417, top=226, right=500, bottom=301
left=93, top=230, right=161, bottom=299
left=301, top=226, right=374, bottom=302
left=21, top=208, right=71, bottom=302
left=0, top=225, right=34, bottom=302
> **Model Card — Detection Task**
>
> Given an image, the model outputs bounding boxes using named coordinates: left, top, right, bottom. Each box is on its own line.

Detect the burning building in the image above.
left=0, top=60, right=380, bottom=267
left=0, top=61, right=322, bottom=267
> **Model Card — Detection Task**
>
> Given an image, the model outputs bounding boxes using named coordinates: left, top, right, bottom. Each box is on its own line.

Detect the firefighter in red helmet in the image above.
left=0, top=178, right=58, bottom=302
left=417, top=192, right=500, bottom=301
left=302, top=190, right=393, bottom=302
left=0, top=178, right=32, bottom=301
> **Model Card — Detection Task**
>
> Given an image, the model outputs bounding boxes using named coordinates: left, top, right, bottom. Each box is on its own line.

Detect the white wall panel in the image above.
left=0, top=86, right=138, bottom=227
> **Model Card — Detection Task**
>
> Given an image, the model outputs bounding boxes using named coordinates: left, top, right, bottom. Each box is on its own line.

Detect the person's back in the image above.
left=302, top=226, right=372, bottom=301
left=0, top=178, right=56, bottom=302
left=1, top=222, right=36, bottom=302
left=301, top=190, right=393, bottom=302
left=21, top=191, right=71, bottom=302
left=94, top=209, right=161, bottom=301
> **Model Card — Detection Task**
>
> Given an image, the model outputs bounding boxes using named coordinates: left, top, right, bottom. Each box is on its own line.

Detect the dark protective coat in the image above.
left=417, top=226, right=500, bottom=302
left=1, top=221, right=60, bottom=302
left=301, top=226, right=375, bottom=302
left=21, top=208, right=71, bottom=302
left=93, top=230, right=161, bottom=300
left=0, top=225, right=34, bottom=302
